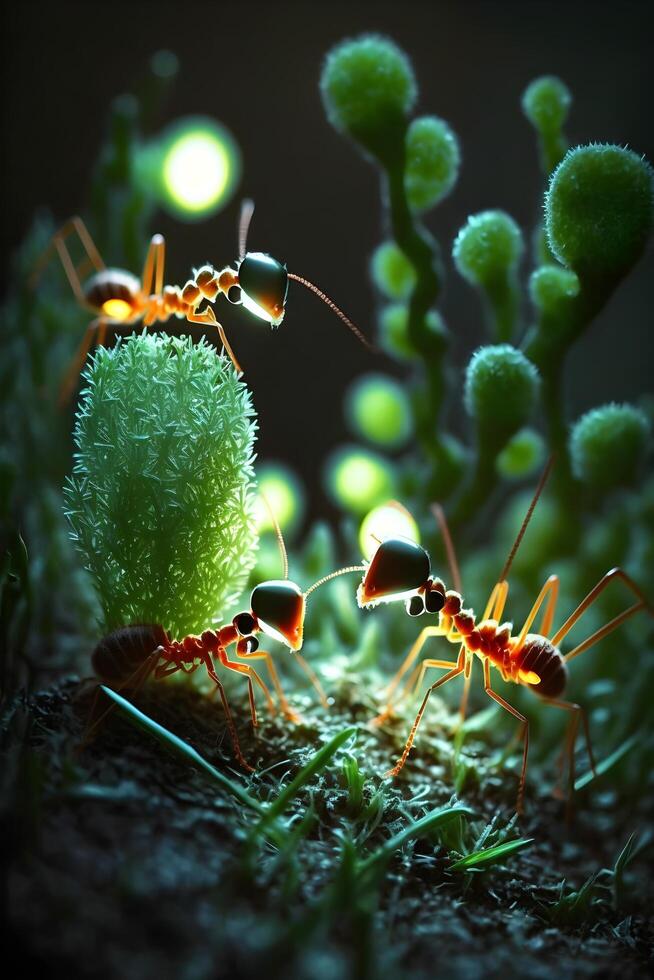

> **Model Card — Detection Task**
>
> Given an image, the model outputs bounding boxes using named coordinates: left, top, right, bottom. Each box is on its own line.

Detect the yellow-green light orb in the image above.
left=255, top=464, right=305, bottom=535
left=325, top=446, right=395, bottom=514
left=359, top=501, right=420, bottom=560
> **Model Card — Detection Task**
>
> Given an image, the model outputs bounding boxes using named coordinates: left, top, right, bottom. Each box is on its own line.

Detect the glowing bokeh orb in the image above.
left=346, top=373, right=412, bottom=447
left=148, top=117, right=240, bottom=221
left=359, top=501, right=420, bottom=560
left=255, top=464, right=305, bottom=535
left=325, top=447, right=394, bottom=514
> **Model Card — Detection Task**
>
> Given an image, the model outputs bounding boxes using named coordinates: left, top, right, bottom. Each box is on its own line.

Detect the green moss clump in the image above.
left=404, top=116, right=460, bottom=212
left=545, top=144, right=654, bottom=283
left=453, top=211, right=523, bottom=286
left=64, top=333, right=258, bottom=638
left=570, top=403, right=650, bottom=491
left=465, top=345, right=540, bottom=444
left=320, top=34, right=417, bottom=153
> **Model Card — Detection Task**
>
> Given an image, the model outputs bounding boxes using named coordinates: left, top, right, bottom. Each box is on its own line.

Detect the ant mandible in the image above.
left=356, top=461, right=652, bottom=811
left=32, top=200, right=372, bottom=402
left=89, top=516, right=365, bottom=771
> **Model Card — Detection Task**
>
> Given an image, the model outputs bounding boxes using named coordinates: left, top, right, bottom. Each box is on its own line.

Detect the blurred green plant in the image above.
left=64, top=334, right=258, bottom=637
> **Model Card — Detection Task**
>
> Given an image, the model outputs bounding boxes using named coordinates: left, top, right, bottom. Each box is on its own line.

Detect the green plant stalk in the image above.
left=381, top=146, right=456, bottom=497
left=485, top=273, right=520, bottom=343
left=449, top=438, right=498, bottom=530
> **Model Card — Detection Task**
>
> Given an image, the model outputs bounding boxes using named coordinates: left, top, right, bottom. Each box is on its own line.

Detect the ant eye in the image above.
left=227, top=285, right=242, bottom=304
left=234, top=612, right=256, bottom=636
left=425, top=588, right=445, bottom=614
left=406, top=595, right=425, bottom=617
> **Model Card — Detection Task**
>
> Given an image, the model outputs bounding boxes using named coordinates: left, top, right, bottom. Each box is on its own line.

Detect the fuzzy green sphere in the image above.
left=464, top=345, right=540, bottom=441
left=405, top=116, right=460, bottom=212
left=370, top=241, right=416, bottom=300
left=545, top=144, right=654, bottom=282
left=529, top=265, right=579, bottom=313
left=324, top=445, right=395, bottom=514
left=522, top=76, right=571, bottom=133
left=64, top=334, right=258, bottom=638
left=320, top=35, right=417, bottom=147
left=453, top=211, right=524, bottom=286
left=346, top=373, right=412, bottom=448
left=570, top=403, right=650, bottom=491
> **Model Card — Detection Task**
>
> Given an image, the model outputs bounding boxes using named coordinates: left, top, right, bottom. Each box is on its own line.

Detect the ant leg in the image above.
left=31, top=216, right=104, bottom=296
left=483, top=659, right=529, bottom=813
left=141, top=234, right=166, bottom=297
left=186, top=306, right=243, bottom=375
left=511, top=575, right=560, bottom=657
left=199, top=652, right=253, bottom=771
left=550, top=568, right=651, bottom=659
left=215, top=647, right=276, bottom=721
left=238, top=647, right=301, bottom=723
left=481, top=580, right=510, bottom=624
left=385, top=648, right=465, bottom=778
left=81, top=649, right=163, bottom=747
left=59, top=317, right=109, bottom=405
left=543, top=699, right=596, bottom=801
left=375, top=626, right=448, bottom=724
left=293, top=652, right=329, bottom=709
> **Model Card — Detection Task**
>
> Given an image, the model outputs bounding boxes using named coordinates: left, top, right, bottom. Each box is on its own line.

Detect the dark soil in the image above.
left=2, top=677, right=652, bottom=980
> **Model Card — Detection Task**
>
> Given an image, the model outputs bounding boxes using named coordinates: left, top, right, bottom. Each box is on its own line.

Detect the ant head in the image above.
left=250, top=579, right=305, bottom=650
left=357, top=538, right=431, bottom=608
left=237, top=252, right=288, bottom=326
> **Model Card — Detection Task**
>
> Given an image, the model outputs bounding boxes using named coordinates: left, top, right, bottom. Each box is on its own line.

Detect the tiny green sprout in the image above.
left=345, top=373, right=412, bottom=448
left=496, top=428, right=546, bottom=479
left=324, top=445, right=395, bottom=515
left=64, top=334, right=257, bottom=638
left=570, top=403, right=650, bottom=491
left=464, top=344, right=540, bottom=445
left=370, top=242, right=416, bottom=300
left=522, top=76, right=571, bottom=173
left=545, top=144, right=654, bottom=284
left=529, top=265, right=580, bottom=314
left=320, top=34, right=417, bottom=155
left=404, top=116, right=460, bottom=212
left=453, top=211, right=523, bottom=287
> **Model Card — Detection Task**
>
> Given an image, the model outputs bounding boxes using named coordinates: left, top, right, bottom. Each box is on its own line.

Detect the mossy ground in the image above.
left=3, top=669, right=652, bottom=980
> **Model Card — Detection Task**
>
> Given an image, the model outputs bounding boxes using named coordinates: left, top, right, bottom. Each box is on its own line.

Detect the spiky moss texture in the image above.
left=64, top=334, right=258, bottom=638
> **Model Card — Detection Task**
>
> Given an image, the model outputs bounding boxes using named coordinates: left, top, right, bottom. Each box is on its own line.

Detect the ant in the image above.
left=88, top=512, right=364, bottom=771
left=32, top=200, right=371, bottom=402
left=356, top=461, right=652, bottom=811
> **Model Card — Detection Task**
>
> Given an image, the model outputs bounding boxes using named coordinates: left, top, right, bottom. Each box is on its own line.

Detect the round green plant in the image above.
left=465, top=345, right=540, bottom=444
left=570, top=403, right=650, bottom=491
left=370, top=241, right=416, bottom=300
left=64, top=333, right=258, bottom=638
left=404, top=116, right=460, bottom=212
left=345, top=373, right=412, bottom=448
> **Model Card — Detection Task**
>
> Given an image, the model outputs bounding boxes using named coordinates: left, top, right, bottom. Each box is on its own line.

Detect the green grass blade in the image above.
left=449, top=837, right=534, bottom=871
left=100, top=685, right=265, bottom=816
left=361, top=803, right=474, bottom=872
left=263, top=726, right=358, bottom=823
left=574, top=733, right=640, bottom=792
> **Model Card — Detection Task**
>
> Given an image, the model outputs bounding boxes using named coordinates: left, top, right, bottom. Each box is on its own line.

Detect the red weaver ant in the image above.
left=32, top=201, right=372, bottom=402
left=89, top=519, right=365, bottom=771
left=357, top=462, right=652, bottom=811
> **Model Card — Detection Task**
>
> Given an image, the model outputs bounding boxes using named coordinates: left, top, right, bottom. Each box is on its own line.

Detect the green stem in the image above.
left=449, top=440, right=498, bottom=530
left=485, top=274, right=519, bottom=343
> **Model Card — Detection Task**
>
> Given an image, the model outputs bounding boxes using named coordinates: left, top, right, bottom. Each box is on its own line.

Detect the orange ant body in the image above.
left=358, top=464, right=652, bottom=811
left=33, top=202, right=371, bottom=402
left=90, top=522, right=364, bottom=771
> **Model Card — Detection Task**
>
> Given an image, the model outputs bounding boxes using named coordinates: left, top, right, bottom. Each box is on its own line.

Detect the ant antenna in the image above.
left=431, top=503, right=462, bottom=594
left=498, top=455, right=555, bottom=584
left=239, top=199, right=255, bottom=261
left=287, top=272, right=374, bottom=351
left=305, top=564, right=367, bottom=600
left=259, top=490, right=288, bottom=580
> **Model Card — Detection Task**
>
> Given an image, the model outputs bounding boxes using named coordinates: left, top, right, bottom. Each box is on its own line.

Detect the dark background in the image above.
left=3, top=0, right=653, bottom=523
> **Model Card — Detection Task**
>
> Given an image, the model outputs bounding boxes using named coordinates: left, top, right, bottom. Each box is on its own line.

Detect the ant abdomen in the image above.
left=92, top=623, right=169, bottom=685
left=516, top=635, right=568, bottom=699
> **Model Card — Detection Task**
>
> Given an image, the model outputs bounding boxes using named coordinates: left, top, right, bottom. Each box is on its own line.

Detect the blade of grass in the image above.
left=574, top=733, right=640, bottom=792
left=100, top=685, right=266, bottom=817
left=449, top=837, right=534, bottom=871
left=261, top=726, right=358, bottom=824
left=361, top=803, right=474, bottom=872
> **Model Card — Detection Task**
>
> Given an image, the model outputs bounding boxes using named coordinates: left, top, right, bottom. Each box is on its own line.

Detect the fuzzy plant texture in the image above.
left=64, top=333, right=258, bottom=638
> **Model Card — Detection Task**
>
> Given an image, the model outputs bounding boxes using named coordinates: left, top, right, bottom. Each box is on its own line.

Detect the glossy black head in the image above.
left=238, top=252, right=288, bottom=326
left=250, top=580, right=305, bottom=650
left=233, top=612, right=256, bottom=636
left=357, top=538, right=431, bottom=608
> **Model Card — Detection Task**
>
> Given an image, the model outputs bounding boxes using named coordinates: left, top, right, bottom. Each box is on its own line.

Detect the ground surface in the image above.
left=2, top=675, right=652, bottom=980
